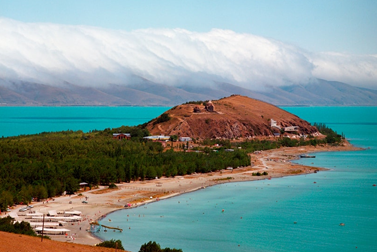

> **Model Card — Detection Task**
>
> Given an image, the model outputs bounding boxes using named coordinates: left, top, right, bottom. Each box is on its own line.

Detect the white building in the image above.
left=284, top=126, right=299, bottom=132
left=179, top=137, right=192, bottom=142
left=270, top=119, right=281, bottom=129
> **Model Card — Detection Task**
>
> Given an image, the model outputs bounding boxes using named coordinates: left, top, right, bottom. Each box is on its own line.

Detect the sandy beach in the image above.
left=5, top=141, right=362, bottom=248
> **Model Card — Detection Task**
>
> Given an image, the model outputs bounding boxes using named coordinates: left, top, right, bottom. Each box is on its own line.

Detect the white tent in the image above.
left=29, top=222, right=60, bottom=227
left=31, top=216, right=81, bottom=222
left=35, top=227, right=70, bottom=235
left=64, top=210, right=81, bottom=216
left=48, top=210, right=57, bottom=216
left=25, top=212, right=43, bottom=219
left=8, top=212, right=18, bottom=218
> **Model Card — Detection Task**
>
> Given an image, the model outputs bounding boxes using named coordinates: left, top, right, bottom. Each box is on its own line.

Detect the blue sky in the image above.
left=1, top=0, right=377, bottom=89
left=1, top=0, right=376, bottom=54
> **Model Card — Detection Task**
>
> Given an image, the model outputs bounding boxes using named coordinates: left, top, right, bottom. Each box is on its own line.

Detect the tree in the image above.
left=33, top=185, right=48, bottom=202
left=139, top=241, right=182, bottom=252
left=170, top=135, right=178, bottom=142
left=0, top=191, right=14, bottom=211
left=96, top=239, right=125, bottom=250
left=65, top=177, right=79, bottom=195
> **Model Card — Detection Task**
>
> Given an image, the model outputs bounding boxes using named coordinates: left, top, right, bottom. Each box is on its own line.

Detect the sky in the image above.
left=0, top=0, right=377, bottom=90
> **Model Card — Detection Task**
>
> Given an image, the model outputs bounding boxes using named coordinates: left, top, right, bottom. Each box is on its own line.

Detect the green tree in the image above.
left=139, top=241, right=182, bottom=252
left=65, top=177, right=79, bottom=195
left=96, top=239, right=125, bottom=250
left=33, top=185, right=48, bottom=202
left=0, top=191, right=14, bottom=211
left=170, top=135, right=178, bottom=142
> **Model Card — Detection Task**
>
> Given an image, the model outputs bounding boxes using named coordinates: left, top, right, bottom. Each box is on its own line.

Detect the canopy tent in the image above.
left=26, top=212, right=43, bottom=216
left=8, top=212, right=18, bottom=218
left=35, top=227, right=70, bottom=235
left=48, top=210, right=57, bottom=216
left=25, top=212, right=43, bottom=219
left=64, top=210, right=81, bottom=216
left=29, top=222, right=60, bottom=227
left=31, top=216, right=81, bottom=222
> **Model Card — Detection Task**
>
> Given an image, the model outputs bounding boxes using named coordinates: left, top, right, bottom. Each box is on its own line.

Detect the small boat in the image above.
left=300, top=154, right=316, bottom=158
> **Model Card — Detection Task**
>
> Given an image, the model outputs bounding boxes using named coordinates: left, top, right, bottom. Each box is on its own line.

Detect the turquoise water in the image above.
left=1, top=106, right=376, bottom=251
left=94, top=106, right=377, bottom=252
left=0, top=106, right=170, bottom=137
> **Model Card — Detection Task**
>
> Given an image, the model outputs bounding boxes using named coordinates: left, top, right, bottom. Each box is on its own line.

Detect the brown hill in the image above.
left=0, top=231, right=126, bottom=252
left=146, top=95, right=319, bottom=139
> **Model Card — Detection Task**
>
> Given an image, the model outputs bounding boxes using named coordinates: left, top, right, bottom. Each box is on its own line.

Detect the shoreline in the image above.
left=6, top=141, right=362, bottom=247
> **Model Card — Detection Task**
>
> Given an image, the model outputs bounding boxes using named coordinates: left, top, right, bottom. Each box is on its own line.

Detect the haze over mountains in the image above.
left=1, top=18, right=377, bottom=106
left=1, top=77, right=376, bottom=106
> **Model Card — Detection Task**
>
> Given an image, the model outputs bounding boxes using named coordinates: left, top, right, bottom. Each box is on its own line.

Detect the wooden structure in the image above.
left=89, top=222, right=123, bottom=233
left=113, top=133, right=131, bottom=140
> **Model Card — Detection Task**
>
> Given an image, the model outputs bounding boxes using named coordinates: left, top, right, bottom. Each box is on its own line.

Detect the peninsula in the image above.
left=0, top=95, right=361, bottom=251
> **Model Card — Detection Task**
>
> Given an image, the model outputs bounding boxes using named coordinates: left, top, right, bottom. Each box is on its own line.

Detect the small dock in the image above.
left=90, top=222, right=123, bottom=232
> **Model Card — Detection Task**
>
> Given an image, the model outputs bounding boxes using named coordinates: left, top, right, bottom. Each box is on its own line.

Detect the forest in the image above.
left=0, top=126, right=250, bottom=211
left=0, top=122, right=342, bottom=211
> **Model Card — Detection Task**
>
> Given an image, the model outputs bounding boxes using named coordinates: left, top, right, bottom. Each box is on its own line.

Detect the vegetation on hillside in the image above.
left=313, top=122, right=344, bottom=143
left=153, top=113, right=171, bottom=125
left=96, top=239, right=125, bottom=250
left=139, top=241, right=182, bottom=252
left=0, top=216, right=37, bottom=236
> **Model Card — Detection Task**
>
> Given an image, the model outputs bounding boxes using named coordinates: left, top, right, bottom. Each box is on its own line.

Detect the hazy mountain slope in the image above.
left=99, top=84, right=171, bottom=106
left=0, top=85, right=38, bottom=105
left=280, top=79, right=377, bottom=105
left=127, top=81, right=212, bottom=104
left=0, top=78, right=376, bottom=106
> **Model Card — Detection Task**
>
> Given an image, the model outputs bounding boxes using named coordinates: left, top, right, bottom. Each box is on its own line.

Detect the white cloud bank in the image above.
left=0, top=18, right=376, bottom=90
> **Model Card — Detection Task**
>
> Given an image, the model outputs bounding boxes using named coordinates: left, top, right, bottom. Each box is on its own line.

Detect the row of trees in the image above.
left=0, top=216, right=37, bottom=237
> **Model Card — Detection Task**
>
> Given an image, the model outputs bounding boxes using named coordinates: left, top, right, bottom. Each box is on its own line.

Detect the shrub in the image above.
left=97, top=239, right=125, bottom=250
left=108, top=183, right=118, bottom=189
left=139, top=241, right=182, bottom=252
left=153, top=113, right=171, bottom=125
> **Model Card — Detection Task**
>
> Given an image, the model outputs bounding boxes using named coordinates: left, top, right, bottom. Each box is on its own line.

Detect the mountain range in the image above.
left=0, top=78, right=376, bottom=106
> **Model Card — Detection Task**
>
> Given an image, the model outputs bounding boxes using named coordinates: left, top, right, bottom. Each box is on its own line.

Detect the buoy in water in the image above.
left=222, top=209, right=224, bottom=212
left=373, top=184, right=376, bottom=186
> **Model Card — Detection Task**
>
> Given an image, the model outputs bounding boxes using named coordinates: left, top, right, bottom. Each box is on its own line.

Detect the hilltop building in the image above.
left=179, top=137, right=192, bottom=142
left=143, top=135, right=170, bottom=141
left=205, top=100, right=215, bottom=112
left=284, top=126, right=299, bottom=132
left=270, top=119, right=281, bottom=129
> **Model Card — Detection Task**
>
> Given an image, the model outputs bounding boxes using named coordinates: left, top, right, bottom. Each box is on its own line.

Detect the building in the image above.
left=284, top=126, right=299, bottom=132
left=205, top=100, right=215, bottom=112
left=179, top=137, right=192, bottom=142
left=143, top=135, right=170, bottom=141
left=270, top=119, right=281, bottom=129
left=113, top=133, right=131, bottom=140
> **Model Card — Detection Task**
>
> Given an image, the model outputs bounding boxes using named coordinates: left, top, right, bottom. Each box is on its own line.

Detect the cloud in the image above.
left=0, top=18, right=376, bottom=90
left=310, top=52, right=377, bottom=88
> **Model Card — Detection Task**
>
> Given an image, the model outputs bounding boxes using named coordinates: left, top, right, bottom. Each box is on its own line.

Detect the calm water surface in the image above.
left=0, top=106, right=170, bottom=137
left=96, top=106, right=377, bottom=252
